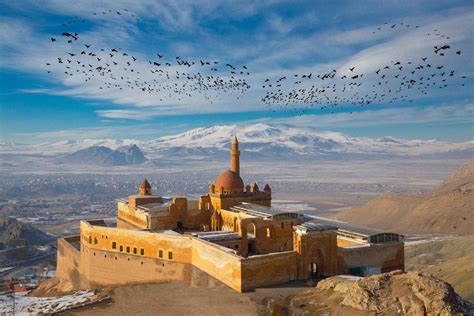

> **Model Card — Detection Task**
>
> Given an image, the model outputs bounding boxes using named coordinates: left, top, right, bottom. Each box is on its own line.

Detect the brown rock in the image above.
left=290, top=271, right=474, bottom=315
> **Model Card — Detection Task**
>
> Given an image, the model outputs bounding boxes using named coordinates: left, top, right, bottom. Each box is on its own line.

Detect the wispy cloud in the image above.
left=267, top=102, right=474, bottom=128
left=0, top=0, right=472, bottom=128
left=11, top=101, right=473, bottom=143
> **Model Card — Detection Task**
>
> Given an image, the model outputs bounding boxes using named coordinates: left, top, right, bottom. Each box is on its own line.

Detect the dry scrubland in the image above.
left=405, top=236, right=474, bottom=303
left=333, top=160, right=473, bottom=235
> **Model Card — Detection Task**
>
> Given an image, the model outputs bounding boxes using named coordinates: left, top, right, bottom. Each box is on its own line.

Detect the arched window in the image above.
left=246, top=222, right=257, bottom=237
left=266, top=228, right=271, bottom=238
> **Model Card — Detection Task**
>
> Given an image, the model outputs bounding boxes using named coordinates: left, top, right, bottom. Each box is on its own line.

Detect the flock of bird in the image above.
left=48, top=41, right=250, bottom=103
left=260, top=22, right=467, bottom=114
left=45, top=14, right=468, bottom=115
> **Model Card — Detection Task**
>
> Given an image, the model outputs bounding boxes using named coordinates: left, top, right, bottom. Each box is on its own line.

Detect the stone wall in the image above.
left=56, top=237, right=83, bottom=291
left=294, top=230, right=338, bottom=279
left=81, top=246, right=192, bottom=288
left=337, top=241, right=405, bottom=275
left=118, top=197, right=211, bottom=231
left=191, top=238, right=243, bottom=292
left=241, top=251, right=297, bottom=291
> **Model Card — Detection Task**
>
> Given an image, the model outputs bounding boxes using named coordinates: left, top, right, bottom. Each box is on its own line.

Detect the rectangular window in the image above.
left=168, top=251, right=173, bottom=260
left=281, top=222, right=284, bottom=229
left=126, top=246, right=130, bottom=253
left=140, top=248, right=145, bottom=256
left=112, top=241, right=116, bottom=250
left=133, top=247, right=137, bottom=255
left=159, top=250, right=163, bottom=258
left=119, top=245, right=123, bottom=252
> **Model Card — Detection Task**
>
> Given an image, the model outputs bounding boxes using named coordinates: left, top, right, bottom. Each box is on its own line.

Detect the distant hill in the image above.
left=0, top=216, right=54, bottom=246
left=333, top=160, right=474, bottom=235
left=56, top=144, right=147, bottom=166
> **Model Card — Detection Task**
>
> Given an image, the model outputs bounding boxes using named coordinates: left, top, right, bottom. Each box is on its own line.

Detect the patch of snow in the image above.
left=0, top=290, right=96, bottom=315
left=337, top=275, right=363, bottom=281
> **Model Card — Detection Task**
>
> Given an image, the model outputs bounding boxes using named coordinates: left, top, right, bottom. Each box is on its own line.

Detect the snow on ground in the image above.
left=272, top=200, right=318, bottom=213
left=403, top=235, right=457, bottom=246
left=337, top=275, right=363, bottom=281
left=0, top=290, right=96, bottom=315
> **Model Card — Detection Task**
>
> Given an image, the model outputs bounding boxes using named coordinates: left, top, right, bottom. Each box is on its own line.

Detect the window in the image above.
left=126, top=246, right=130, bottom=253
left=112, top=241, right=116, bottom=250
left=159, top=250, right=163, bottom=258
left=133, top=247, right=137, bottom=255
left=168, top=251, right=173, bottom=260
left=119, top=245, right=123, bottom=252
left=281, top=222, right=284, bottom=229
left=140, top=248, right=145, bottom=256
left=266, top=228, right=271, bottom=238
left=94, top=237, right=98, bottom=244
left=235, top=245, right=239, bottom=249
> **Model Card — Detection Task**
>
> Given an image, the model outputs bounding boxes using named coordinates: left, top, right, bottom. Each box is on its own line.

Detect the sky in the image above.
left=0, top=0, right=473, bottom=144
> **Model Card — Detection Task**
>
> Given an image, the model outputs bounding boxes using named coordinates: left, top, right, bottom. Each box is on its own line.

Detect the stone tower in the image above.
left=230, top=136, right=240, bottom=176
left=138, top=179, right=152, bottom=195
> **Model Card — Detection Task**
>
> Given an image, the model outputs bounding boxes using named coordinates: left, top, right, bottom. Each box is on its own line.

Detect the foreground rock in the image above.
left=286, top=271, right=473, bottom=315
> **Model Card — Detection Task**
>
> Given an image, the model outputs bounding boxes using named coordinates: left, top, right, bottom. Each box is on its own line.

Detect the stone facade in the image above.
left=56, top=137, right=405, bottom=293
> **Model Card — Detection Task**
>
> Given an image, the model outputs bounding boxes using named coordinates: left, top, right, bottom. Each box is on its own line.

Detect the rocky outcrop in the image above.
left=0, top=216, right=54, bottom=246
left=288, top=271, right=473, bottom=315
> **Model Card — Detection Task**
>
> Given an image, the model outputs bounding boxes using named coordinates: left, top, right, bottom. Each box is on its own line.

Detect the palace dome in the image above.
left=215, top=169, right=244, bottom=193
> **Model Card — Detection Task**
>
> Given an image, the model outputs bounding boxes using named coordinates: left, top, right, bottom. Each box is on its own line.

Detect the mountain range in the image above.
left=56, top=144, right=147, bottom=166
left=1, top=123, right=473, bottom=161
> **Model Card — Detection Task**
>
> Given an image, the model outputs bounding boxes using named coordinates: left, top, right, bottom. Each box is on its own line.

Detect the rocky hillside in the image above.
left=332, top=160, right=473, bottom=235
left=273, top=271, right=473, bottom=315
left=0, top=216, right=54, bottom=246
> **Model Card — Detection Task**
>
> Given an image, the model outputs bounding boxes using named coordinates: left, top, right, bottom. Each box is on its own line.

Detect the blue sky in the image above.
left=0, top=0, right=473, bottom=143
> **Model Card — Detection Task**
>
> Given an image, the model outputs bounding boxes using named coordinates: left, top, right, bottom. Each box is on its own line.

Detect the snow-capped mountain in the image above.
left=0, top=139, right=138, bottom=156
left=141, top=123, right=474, bottom=159
left=1, top=123, right=473, bottom=160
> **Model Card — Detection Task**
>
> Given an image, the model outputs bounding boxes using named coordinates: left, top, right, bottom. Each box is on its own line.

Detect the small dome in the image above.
left=215, top=170, right=244, bottom=193
left=138, top=179, right=152, bottom=195
left=139, top=179, right=151, bottom=189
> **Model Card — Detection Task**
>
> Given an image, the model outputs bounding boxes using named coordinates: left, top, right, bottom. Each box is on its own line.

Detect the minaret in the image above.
left=230, top=136, right=240, bottom=176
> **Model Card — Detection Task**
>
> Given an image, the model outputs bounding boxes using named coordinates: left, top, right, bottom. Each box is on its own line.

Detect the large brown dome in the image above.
left=215, top=169, right=244, bottom=193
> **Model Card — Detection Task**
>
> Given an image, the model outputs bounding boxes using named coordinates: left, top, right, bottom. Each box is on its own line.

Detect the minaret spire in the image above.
left=230, top=136, right=240, bottom=176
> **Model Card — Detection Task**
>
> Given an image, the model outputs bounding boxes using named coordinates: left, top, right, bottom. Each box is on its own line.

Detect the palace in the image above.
left=56, top=137, right=404, bottom=293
